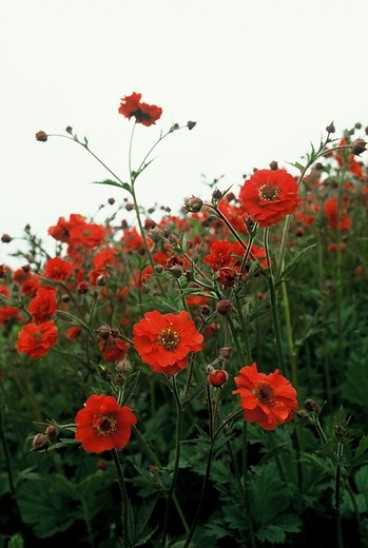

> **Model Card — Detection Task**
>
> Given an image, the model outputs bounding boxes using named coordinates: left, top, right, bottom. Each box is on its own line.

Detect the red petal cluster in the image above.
left=132, top=310, right=203, bottom=374
left=75, top=394, right=137, bottom=453
left=239, top=169, right=300, bottom=227
left=232, top=362, right=298, bottom=430
left=15, top=321, right=58, bottom=359
left=118, top=92, right=162, bottom=127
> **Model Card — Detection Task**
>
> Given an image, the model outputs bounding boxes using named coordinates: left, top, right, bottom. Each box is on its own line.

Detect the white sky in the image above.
left=1, top=0, right=368, bottom=266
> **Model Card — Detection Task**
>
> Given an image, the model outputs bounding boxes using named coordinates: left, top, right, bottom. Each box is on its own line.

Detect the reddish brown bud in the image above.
left=77, top=281, right=89, bottom=294
left=216, top=299, right=232, bottom=315
left=185, top=196, right=203, bottom=213
left=269, top=160, right=278, bottom=171
left=44, top=424, right=58, bottom=438
left=351, top=138, right=367, bottom=155
left=207, top=369, right=229, bottom=388
left=1, top=234, right=12, bottom=243
left=219, top=346, right=233, bottom=359
left=35, top=130, right=48, bottom=142
left=94, top=325, right=112, bottom=340
left=108, top=197, right=115, bottom=205
left=187, top=121, right=197, bottom=130
left=326, top=122, right=335, bottom=134
left=31, top=433, right=50, bottom=451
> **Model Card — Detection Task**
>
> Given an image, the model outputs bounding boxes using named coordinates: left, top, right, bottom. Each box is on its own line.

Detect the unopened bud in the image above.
left=304, top=398, right=322, bottom=414
left=185, top=196, right=203, bottom=213
left=216, top=299, right=232, bottom=315
left=269, top=160, right=278, bottom=171
left=207, top=369, right=229, bottom=388
left=219, top=346, right=233, bottom=359
left=94, top=325, right=112, bottom=339
left=326, top=122, right=335, bottom=134
left=44, top=424, right=58, bottom=439
left=65, top=126, right=73, bottom=135
left=187, top=121, right=197, bottom=130
left=96, top=274, right=106, bottom=286
left=212, top=189, right=223, bottom=201
left=169, top=265, right=184, bottom=279
left=35, top=130, right=48, bottom=142
left=108, top=197, right=115, bottom=205
left=31, top=433, right=50, bottom=451
left=1, top=234, right=11, bottom=243
left=77, top=281, right=89, bottom=294
left=351, top=138, right=367, bottom=155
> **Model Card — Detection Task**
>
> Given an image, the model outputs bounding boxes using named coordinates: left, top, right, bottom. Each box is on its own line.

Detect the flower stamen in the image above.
left=157, top=327, right=180, bottom=351
left=94, top=415, right=117, bottom=436
left=253, top=381, right=275, bottom=405
left=258, top=182, right=280, bottom=201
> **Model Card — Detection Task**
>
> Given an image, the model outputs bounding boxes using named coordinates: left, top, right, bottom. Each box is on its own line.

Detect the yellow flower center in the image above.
left=253, top=381, right=275, bottom=405
left=258, top=182, right=280, bottom=201
left=157, top=327, right=180, bottom=351
left=94, top=415, right=117, bottom=436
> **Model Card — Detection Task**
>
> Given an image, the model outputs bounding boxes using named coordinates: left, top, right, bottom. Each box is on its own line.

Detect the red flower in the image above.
left=44, top=257, right=74, bottom=281
left=65, top=326, right=82, bottom=340
left=99, top=336, right=130, bottom=363
left=118, top=92, right=162, bottom=127
left=239, top=169, right=300, bottom=227
left=132, top=310, right=203, bottom=374
left=15, top=321, right=58, bottom=358
left=75, top=394, right=137, bottom=453
left=232, top=362, right=298, bottom=430
left=28, top=287, right=57, bottom=324
left=324, top=197, right=351, bottom=231
left=207, top=369, right=229, bottom=388
left=0, top=306, right=22, bottom=326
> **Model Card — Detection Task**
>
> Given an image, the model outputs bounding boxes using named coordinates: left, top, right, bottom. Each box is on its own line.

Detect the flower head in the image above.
left=132, top=310, right=203, bottom=374
left=15, top=321, right=58, bottom=359
left=75, top=394, right=137, bottom=453
left=239, top=169, right=300, bottom=227
left=118, top=92, right=162, bottom=127
left=232, top=362, right=298, bottom=430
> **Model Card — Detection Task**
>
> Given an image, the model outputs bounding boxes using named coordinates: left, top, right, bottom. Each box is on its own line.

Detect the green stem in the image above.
left=112, top=449, right=131, bottom=548
left=264, top=228, right=287, bottom=376
left=162, top=376, right=184, bottom=541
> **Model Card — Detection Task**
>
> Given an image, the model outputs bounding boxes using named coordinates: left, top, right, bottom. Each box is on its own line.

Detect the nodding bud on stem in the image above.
left=31, top=433, right=50, bottom=451
left=1, top=234, right=11, bottom=243
left=185, top=196, right=203, bottom=213
left=216, top=299, right=232, bottom=315
left=351, top=138, right=367, bottom=155
left=35, top=130, right=48, bottom=142
left=187, top=121, right=196, bottom=130
left=207, top=369, right=229, bottom=388
left=269, top=160, right=278, bottom=171
left=326, top=122, right=335, bottom=134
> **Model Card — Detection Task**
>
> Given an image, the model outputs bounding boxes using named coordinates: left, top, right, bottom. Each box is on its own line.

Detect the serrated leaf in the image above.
left=92, top=178, right=131, bottom=193
left=280, top=244, right=316, bottom=281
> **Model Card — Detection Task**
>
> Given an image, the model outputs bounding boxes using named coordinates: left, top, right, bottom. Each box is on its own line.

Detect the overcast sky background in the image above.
left=1, top=0, right=368, bottom=267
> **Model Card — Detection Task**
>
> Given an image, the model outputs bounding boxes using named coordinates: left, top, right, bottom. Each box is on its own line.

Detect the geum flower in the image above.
left=118, top=92, right=162, bottom=127
left=239, top=169, right=300, bottom=227
left=132, top=310, right=203, bottom=374
left=75, top=394, right=137, bottom=453
left=232, top=362, right=298, bottom=430
left=15, top=321, right=58, bottom=359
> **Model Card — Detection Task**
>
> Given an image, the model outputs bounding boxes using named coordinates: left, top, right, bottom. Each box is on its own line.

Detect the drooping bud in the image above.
left=207, top=369, right=229, bottom=388
left=216, top=299, right=232, bottom=315
left=35, top=130, right=48, bottom=142
left=351, top=138, right=367, bottom=155
left=1, top=234, right=11, bottom=243
left=31, top=433, right=50, bottom=451
left=187, top=121, right=197, bottom=130
left=185, top=196, right=203, bottom=213
left=218, top=346, right=233, bottom=359
left=326, top=122, right=335, bottom=134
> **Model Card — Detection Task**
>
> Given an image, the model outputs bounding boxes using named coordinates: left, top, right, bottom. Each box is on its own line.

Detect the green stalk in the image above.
left=264, top=228, right=287, bottom=376
left=112, top=449, right=132, bottom=548
left=162, top=375, right=184, bottom=541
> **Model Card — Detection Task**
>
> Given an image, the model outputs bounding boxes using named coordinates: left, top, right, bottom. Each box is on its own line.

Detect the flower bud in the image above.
left=108, top=197, right=115, bottom=205
left=269, top=160, right=278, bottom=171
left=304, top=398, right=322, bottom=414
left=326, top=122, right=335, bottom=134
left=1, top=234, right=11, bottom=243
left=216, top=299, right=232, bottom=315
left=31, top=433, right=50, bottom=451
left=44, top=424, right=58, bottom=439
left=187, top=121, right=197, bottom=130
left=207, top=369, right=229, bottom=388
left=351, top=138, right=366, bottom=155
left=77, top=281, right=89, bottom=294
left=219, top=346, right=233, bottom=359
left=94, top=325, right=112, bottom=339
left=35, top=130, right=48, bottom=142
left=185, top=196, right=203, bottom=213
left=96, top=274, right=106, bottom=287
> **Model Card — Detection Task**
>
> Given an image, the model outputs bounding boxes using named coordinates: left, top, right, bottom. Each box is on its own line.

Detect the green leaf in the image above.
left=17, top=476, right=74, bottom=538
left=7, top=533, right=24, bottom=548
left=92, top=178, right=131, bottom=193
left=280, top=244, right=316, bottom=282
